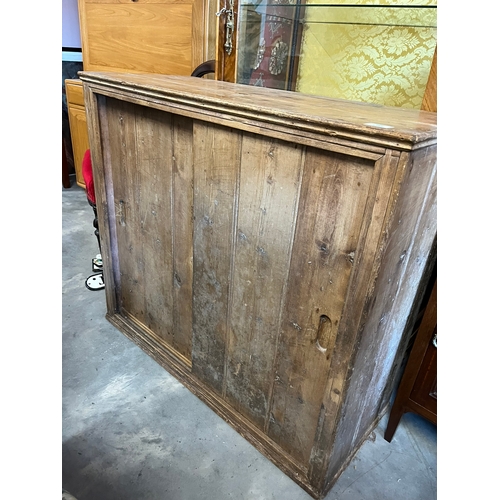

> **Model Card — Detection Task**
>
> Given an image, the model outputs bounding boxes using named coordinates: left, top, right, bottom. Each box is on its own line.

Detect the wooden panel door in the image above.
left=78, top=0, right=210, bottom=76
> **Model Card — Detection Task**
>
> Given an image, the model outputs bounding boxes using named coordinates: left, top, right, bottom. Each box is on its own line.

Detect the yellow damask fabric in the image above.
left=295, top=0, right=437, bottom=109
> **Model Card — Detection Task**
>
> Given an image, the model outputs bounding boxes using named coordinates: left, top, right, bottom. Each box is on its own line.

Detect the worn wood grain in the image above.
left=171, top=115, right=195, bottom=360
left=81, top=72, right=437, bottom=499
left=307, top=151, right=402, bottom=487
left=224, top=134, right=304, bottom=429
left=78, top=72, right=437, bottom=150
left=268, top=149, right=374, bottom=466
left=77, top=83, right=393, bottom=161
left=134, top=105, right=176, bottom=346
left=191, top=121, right=241, bottom=394
left=99, top=97, right=195, bottom=359
left=104, top=99, right=147, bottom=323
left=325, top=145, right=437, bottom=487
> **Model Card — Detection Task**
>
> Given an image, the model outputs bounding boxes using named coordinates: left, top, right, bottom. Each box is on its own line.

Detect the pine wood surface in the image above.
left=65, top=80, right=85, bottom=107
left=78, top=0, right=210, bottom=76
left=79, top=72, right=437, bottom=149
left=65, top=79, right=89, bottom=188
left=81, top=71, right=437, bottom=499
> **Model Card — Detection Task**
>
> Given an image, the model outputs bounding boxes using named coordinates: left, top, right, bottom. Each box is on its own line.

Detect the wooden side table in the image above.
left=384, top=279, right=437, bottom=442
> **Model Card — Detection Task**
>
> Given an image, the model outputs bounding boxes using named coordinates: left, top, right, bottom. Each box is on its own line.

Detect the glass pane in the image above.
left=235, top=1, right=437, bottom=109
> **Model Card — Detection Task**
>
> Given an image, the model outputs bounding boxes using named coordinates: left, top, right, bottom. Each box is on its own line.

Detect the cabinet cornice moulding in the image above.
left=79, top=71, right=437, bottom=152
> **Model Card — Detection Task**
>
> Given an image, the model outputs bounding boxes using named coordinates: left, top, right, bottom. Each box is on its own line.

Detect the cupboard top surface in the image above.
left=79, top=71, right=437, bottom=148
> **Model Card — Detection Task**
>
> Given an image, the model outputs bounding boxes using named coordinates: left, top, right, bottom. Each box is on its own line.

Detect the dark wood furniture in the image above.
left=80, top=71, right=437, bottom=499
left=384, top=279, right=437, bottom=442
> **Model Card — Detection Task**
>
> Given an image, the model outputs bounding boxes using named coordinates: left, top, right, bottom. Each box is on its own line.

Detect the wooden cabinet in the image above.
left=65, top=79, right=89, bottom=188
left=80, top=71, right=437, bottom=499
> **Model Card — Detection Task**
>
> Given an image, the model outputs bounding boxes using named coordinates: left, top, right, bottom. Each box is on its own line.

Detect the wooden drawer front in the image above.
left=65, top=80, right=85, bottom=107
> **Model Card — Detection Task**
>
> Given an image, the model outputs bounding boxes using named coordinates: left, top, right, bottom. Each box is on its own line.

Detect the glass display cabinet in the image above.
left=216, top=1, right=437, bottom=109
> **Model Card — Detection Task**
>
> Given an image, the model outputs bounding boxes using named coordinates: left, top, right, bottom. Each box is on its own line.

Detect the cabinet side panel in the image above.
left=326, top=146, right=437, bottom=484
left=268, top=149, right=374, bottom=466
left=224, top=134, right=304, bottom=430
left=192, top=121, right=242, bottom=394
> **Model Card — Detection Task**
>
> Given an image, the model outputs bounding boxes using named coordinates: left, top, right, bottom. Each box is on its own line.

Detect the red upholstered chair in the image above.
left=82, top=149, right=104, bottom=290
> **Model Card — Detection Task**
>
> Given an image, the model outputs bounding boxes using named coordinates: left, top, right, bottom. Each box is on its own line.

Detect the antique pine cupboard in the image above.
left=80, top=71, right=437, bottom=499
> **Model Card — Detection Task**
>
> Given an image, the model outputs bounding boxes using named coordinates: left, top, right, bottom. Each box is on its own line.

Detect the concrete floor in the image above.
left=62, top=180, right=437, bottom=500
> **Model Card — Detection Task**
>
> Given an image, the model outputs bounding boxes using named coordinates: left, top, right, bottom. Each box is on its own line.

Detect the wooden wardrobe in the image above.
left=65, top=0, right=216, bottom=187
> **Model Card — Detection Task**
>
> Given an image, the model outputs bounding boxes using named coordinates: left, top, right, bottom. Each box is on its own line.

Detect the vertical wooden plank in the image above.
left=224, top=134, right=304, bottom=430
left=134, top=106, right=175, bottom=346
left=105, top=99, right=147, bottom=322
left=205, top=0, right=219, bottom=66
left=172, top=115, right=195, bottom=360
left=192, top=121, right=241, bottom=394
left=267, top=149, right=374, bottom=466
left=421, top=46, right=437, bottom=113
left=192, top=0, right=208, bottom=70
left=216, top=0, right=239, bottom=82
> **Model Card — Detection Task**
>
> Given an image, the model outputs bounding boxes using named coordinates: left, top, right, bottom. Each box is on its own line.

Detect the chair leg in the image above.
left=384, top=402, right=406, bottom=443
left=85, top=200, right=105, bottom=290
left=92, top=204, right=101, bottom=254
